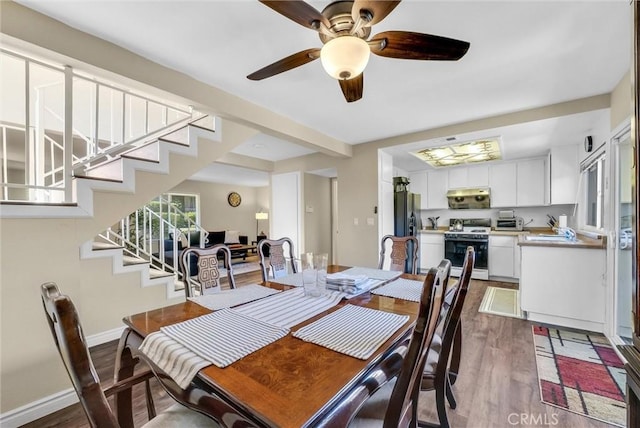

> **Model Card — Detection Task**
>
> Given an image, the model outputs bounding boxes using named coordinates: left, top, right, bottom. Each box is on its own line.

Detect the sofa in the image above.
left=161, top=230, right=249, bottom=276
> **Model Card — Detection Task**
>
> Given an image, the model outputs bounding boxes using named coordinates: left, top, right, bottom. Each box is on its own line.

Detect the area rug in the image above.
left=532, top=326, right=626, bottom=427
left=478, top=286, right=523, bottom=319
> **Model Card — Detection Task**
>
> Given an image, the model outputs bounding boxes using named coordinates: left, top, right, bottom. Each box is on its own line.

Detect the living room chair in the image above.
left=258, top=237, right=297, bottom=282
left=348, top=263, right=448, bottom=427
left=40, top=282, right=219, bottom=428
left=180, top=244, right=236, bottom=298
left=378, top=235, right=420, bottom=275
left=418, top=246, right=475, bottom=428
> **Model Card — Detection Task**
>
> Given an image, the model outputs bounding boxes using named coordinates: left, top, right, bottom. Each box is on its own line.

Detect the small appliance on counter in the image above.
left=495, top=210, right=524, bottom=231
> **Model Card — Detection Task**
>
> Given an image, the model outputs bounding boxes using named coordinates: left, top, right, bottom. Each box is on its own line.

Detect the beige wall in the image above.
left=303, top=173, right=331, bottom=255
left=611, top=70, right=632, bottom=130
left=170, top=179, right=268, bottom=242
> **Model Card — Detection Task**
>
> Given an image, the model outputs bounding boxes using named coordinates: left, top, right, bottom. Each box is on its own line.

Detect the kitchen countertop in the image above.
left=418, top=228, right=606, bottom=249
left=517, top=231, right=606, bottom=249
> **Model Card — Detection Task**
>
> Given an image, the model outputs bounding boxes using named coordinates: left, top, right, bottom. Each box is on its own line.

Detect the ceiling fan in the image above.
left=247, top=0, right=470, bottom=103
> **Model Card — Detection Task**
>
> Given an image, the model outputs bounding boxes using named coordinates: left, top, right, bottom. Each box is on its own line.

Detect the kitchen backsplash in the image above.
left=418, top=205, right=575, bottom=229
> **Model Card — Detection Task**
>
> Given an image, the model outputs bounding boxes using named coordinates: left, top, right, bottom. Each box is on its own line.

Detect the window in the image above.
left=582, top=153, right=605, bottom=229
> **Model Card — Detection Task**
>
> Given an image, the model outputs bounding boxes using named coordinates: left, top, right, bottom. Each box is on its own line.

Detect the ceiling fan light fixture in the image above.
left=320, top=36, right=370, bottom=80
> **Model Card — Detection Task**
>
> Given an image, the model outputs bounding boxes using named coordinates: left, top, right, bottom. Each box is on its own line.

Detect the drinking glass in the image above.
left=301, top=252, right=320, bottom=297
left=314, top=253, right=328, bottom=295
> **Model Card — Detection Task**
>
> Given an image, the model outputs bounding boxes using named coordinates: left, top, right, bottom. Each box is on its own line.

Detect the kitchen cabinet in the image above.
left=516, top=158, right=546, bottom=206
left=379, top=151, right=394, bottom=184
left=490, top=159, right=547, bottom=208
left=427, top=170, right=449, bottom=209
left=420, top=233, right=444, bottom=273
left=489, top=163, right=517, bottom=207
left=551, top=145, right=579, bottom=205
left=489, top=235, right=518, bottom=279
left=448, top=165, right=489, bottom=189
left=408, top=171, right=429, bottom=209
left=520, top=245, right=606, bottom=332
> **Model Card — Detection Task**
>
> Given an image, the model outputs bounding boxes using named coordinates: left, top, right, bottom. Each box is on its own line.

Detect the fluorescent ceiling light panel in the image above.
left=411, top=138, right=502, bottom=167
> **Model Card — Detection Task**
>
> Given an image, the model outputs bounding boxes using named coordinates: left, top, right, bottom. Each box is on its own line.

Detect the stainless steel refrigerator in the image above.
left=394, top=189, right=421, bottom=273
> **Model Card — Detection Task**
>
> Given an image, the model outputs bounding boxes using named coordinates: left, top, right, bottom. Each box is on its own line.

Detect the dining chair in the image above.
left=258, top=237, right=297, bottom=282
left=418, top=246, right=475, bottom=428
left=348, top=263, right=448, bottom=427
left=378, top=235, right=420, bottom=275
left=40, top=282, right=219, bottom=428
left=180, top=244, right=236, bottom=298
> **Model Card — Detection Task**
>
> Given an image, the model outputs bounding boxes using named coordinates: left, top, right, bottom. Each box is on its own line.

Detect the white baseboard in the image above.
left=0, top=326, right=126, bottom=427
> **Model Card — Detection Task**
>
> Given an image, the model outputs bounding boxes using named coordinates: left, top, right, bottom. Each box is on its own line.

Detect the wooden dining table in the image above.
left=114, top=266, right=424, bottom=428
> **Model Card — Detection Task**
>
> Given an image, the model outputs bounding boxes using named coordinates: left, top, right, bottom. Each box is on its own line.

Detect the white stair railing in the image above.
left=1, top=48, right=201, bottom=203
left=100, top=196, right=209, bottom=284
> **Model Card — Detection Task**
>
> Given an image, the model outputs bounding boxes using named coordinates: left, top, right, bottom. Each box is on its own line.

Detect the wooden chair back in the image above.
left=180, top=244, right=236, bottom=298
left=381, top=263, right=448, bottom=427
left=378, top=235, right=419, bottom=275
left=258, top=237, right=297, bottom=282
left=40, top=282, right=157, bottom=428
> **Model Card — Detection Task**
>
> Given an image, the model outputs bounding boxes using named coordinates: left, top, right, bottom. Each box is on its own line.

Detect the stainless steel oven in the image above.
left=444, top=231, right=489, bottom=280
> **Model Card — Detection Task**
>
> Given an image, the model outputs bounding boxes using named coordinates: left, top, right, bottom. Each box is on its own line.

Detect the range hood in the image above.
left=447, top=188, right=491, bottom=209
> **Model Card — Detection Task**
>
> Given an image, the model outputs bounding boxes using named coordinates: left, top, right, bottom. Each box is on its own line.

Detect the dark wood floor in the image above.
left=24, top=272, right=615, bottom=427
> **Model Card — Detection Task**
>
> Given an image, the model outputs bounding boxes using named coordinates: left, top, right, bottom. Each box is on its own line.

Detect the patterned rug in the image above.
left=478, top=286, right=523, bottom=319
left=532, top=326, right=626, bottom=427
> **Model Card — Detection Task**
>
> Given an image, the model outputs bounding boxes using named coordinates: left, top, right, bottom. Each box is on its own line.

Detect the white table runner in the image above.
left=233, top=288, right=343, bottom=328
left=339, top=267, right=403, bottom=281
left=371, top=278, right=424, bottom=302
left=268, top=272, right=303, bottom=287
left=188, top=284, right=280, bottom=310
left=293, top=304, right=410, bottom=360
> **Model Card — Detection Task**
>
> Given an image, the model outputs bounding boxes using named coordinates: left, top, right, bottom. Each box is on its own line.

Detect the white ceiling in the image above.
left=16, top=0, right=632, bottom=186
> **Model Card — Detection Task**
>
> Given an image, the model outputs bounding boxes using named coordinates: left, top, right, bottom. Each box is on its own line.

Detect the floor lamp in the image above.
left=255, top=212, right=268, bottom=239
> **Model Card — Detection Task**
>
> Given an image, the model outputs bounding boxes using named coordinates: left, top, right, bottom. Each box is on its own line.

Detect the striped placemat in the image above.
left=327, top=278, right=384, bottom=299
left=188, top=284, right=280, bottom=310
left=292, top=304, right=410, bottom=360
left=371, top=278, right=424, bottom=302
left=139, top=309, right=289, bottom=387
left=233, top=288, right=343, bottom=328
left=339, top=267, right=403, bottom=281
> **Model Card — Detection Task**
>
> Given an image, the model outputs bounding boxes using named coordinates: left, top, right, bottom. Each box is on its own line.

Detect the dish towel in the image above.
left=188, top=284, right=280, bottom=310
left=371, top=278, right=424, bottom=302
left=139, top=309, right=289, bottom=388
left=338, top=267, right=404, bottom=281
left=233, top=288, right=343, bottom=328
left=293, top=304, right=410, bottom=360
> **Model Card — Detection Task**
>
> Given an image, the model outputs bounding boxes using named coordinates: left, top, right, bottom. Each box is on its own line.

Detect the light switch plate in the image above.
left=353, top=217, right=359, bottom=226
left=367, top=218, right=374, bottom=226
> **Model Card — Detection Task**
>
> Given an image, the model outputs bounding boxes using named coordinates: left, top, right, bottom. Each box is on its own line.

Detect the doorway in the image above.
left=614, top=126, right=634, bottom=341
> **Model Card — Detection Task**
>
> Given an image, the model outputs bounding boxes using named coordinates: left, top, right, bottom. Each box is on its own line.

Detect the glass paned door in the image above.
left=615, top=128, right=634, bottom=340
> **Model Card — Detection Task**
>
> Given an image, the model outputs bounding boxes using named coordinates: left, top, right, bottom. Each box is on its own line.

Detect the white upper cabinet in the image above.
left=490, top=159, right=547, bottom=208
left=551, top=145, right=579, bottom=205
left=408, top=171, right=429, bottom=209
left=489, top=163, right=517, bottom=207
left=516, top=158, right=546, bottom=207
left=427, top=170, right=449, bottom=209
left=379, top=151, right=394, bottom=184
left=447, top=165, right=489, bottom=189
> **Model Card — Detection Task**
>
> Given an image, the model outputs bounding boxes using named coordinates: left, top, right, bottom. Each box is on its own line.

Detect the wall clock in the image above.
left=227, top=191, right=241, bottom=207
left=584, top=135, right=593, bottom=152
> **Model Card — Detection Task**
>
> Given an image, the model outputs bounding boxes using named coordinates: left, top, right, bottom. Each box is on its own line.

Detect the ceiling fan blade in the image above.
left=339, top=73, right=363, bottom=103
left=247, top=49, right=320, bottom=81
left=351, top=0, right=401, bottom=26
left=260, top=1, right=330, bottom=31
left=370, top=31, right=470, bottom=61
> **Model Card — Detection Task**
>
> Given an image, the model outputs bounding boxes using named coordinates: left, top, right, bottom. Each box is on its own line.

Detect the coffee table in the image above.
left=226, top=244, right=257, bottom=265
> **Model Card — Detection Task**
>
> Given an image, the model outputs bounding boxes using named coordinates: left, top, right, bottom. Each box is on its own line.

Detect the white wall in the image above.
left=304, top=173, right=331, bottom=255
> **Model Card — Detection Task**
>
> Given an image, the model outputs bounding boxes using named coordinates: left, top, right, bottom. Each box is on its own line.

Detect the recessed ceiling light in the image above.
left=411, top=137, right=502, bottom=168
